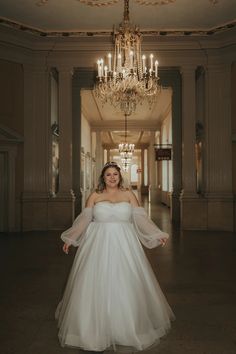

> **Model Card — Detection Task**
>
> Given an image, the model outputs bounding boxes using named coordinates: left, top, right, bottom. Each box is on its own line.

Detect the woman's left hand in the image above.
left=160, top=238, right=167, bottom=247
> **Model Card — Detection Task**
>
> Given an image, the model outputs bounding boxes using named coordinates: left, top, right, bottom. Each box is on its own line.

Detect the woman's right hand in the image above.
left=63, top=243, right=70, bottom=254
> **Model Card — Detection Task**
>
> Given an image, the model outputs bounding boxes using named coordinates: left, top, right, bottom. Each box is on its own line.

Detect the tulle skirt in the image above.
left=55, top=221, right=175, bottom=351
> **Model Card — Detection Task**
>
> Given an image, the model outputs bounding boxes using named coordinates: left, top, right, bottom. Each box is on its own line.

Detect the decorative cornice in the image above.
left=91, top=119, right=161, bottom=131
left=0, top=124, right=24, bottom=143
left=0, top=16, right=235, bottom=38
left=37, top=0, right=218, bottom=7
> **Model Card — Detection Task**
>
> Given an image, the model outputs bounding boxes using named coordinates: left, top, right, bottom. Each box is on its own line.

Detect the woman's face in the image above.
left=103, top=167, right=120, bottom=188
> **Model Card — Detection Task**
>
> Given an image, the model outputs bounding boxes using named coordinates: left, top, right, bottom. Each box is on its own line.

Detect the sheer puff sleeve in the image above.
left=132, top=207, right=169, bottom=249
left=61, top=207, right=93, bottom=247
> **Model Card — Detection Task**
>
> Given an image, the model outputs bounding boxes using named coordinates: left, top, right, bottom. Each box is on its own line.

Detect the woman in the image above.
left=56, top=161, right=175, bottom=352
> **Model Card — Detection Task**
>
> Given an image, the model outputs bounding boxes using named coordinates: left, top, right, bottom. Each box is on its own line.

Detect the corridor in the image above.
left=0, top=203, right=235, bottom=354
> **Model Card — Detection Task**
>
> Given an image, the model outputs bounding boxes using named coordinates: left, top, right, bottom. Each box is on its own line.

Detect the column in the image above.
left=22, top=64, right=50, bottom=230
left=181, top=65, right=197, bottom=195
left=148, top=132, right=157, bottom=201
left=72, top=80, right=82, bottom=216
left=95, top=131, right=103, bottom=180
left=107, top=148, right=110, bottom=163
left=180, top=64, right=207, bottom=229
left=141, top=148, right=144, bottom=187
left=205, top=62, right=233, bottom=230
left=48, top=65, right=75, bottom=229
left=57, top=66, right=74, bottom=197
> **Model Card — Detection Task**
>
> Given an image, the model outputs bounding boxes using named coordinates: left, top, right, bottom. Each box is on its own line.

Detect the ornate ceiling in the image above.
left=0, top=0, right=235, bottom=36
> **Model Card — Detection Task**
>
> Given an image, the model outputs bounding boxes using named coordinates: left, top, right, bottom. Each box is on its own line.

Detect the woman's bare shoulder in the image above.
left=85, top=191, right=100, bottom=207
left=123, top=189, right=140, bottom=206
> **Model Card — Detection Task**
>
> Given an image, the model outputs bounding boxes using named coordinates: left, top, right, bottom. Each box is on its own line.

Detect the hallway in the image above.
left=0, top=203, right=235, bottom=354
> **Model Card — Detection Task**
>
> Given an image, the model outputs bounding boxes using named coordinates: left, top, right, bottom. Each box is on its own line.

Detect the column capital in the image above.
left=180, top=64, right=197, bottom=75
left=56, top=64, right=74, bottom=75
left=23, top=63, right=50, bottom=74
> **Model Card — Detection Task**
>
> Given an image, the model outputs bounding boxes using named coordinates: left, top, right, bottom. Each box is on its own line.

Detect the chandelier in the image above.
left=94, top=0, right=161, bottom=116
left=119, top=113, right=135, bottom=171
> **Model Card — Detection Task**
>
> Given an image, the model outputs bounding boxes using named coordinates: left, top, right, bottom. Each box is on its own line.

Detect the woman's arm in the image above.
left=132, top=207, right=169, bottom=249
left=127, top=190, right=140, bottom=207
left=62, top=192, right=96, bottom=254
left=85, top=191, right=97, bottom=207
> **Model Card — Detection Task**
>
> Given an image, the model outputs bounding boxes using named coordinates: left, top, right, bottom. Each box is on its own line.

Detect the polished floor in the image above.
left=0, top=203, right=236, bottom=354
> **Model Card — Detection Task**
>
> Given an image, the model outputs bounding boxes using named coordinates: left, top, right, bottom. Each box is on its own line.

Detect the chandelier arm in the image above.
left=124, top=0, right=130, bottom=24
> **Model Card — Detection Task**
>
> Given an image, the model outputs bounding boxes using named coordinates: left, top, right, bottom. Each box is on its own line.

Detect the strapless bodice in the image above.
left=93, top=201, right=132, bottom=223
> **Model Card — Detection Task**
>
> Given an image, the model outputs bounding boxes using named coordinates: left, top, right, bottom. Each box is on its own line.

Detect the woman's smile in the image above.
left=104, top=167, right=120, bottom=187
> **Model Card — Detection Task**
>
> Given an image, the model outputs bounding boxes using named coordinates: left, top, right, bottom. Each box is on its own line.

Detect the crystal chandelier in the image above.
left=94, top=0, right=161, bottom=116
left=119, top=113, right=135, bottom=171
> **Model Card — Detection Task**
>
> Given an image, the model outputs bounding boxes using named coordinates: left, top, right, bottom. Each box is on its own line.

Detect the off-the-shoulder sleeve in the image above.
left=61, top=207, right=93, bottom=247
left=132, top=207, right=169, bottom=249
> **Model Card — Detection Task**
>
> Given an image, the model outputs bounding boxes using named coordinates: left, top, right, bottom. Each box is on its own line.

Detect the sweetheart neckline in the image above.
left=94, top=201, right=131, bottom=206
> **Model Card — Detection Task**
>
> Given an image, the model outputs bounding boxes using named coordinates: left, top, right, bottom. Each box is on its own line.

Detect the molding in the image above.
left=204, top=192, right=234, bottom=201
left=0, top=23, right=236, bottom=54
left=91, top=119, right=161, bottom=131
left=0, top=124, right=24, bottom=143
left=0, top=16, right=235, bottom=38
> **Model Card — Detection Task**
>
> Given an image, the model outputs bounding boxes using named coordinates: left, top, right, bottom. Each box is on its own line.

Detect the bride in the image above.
left=55, top=161, right=175, bottom=352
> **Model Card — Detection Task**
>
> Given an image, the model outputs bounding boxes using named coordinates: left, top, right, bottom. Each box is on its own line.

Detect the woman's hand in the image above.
left=159, top=238, right=168, bottom=247
left=63, top=243, right=70, bottom=254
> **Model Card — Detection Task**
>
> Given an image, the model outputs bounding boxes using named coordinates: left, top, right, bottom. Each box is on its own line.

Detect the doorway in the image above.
left=73, top=68, right=181, bottom=222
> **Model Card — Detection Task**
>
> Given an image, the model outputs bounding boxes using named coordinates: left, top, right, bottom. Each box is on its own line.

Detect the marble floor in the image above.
left=0, top=203, right=236, bottom=354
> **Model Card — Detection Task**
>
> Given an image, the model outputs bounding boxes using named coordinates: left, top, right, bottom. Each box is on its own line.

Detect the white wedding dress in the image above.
left=55, top=202, right=175, bottom=352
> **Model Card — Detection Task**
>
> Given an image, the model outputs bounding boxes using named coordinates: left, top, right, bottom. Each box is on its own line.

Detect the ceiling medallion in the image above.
left=94, top=0, right=161, bottom=116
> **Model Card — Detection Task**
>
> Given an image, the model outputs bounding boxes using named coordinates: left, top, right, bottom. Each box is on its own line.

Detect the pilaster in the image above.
left=204, top=62, right=233, bottom=230
left=148, top=132, right=157, bottom=201
left=22, top=63, right=51, bottom=230
left=95, top=131, right=104, bottom=180
left=48, top=65, right=75, bottom=229
left=180, top=64, right=207, bottom=229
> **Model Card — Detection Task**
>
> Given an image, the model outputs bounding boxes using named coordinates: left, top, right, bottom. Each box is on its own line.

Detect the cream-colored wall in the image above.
left=0, top=59, right=24, bottom=229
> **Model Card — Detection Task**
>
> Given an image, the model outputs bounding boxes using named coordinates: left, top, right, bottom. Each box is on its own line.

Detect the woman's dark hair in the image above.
left=96, top=162, right=124, bottom=193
